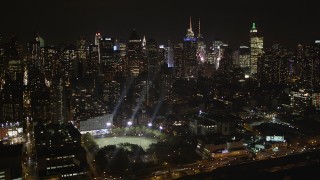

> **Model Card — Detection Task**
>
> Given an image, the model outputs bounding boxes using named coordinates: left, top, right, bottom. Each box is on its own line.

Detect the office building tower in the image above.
left=42, top=45, right=58, bottom=80
left=76, top=37, right=87, bottom=78
left=102, top=81, right=120, bottom=112
left=0, top=36, right=23, bottom=123
left=258, top=43, right=291, bottom=85
left=290, top=88, right=312, bottom=115
left=87, top=44, right=99, bottom=77
left=99, top=37, right=115, bottom=80
left=0, top=75, right=23, bottom=123
left=212, top=40, right=223, bottom=70
left=218, top=44, right=233, bottom=73
left=300, top=42, right=320, bottom=87
left=235, top=46, right=250, bottom=68
left=60, top=45, right=76, bottom=86
left=34, top=123, right=89, bottom=179
left=196, top=18, right=206, bottom=63
left=173, top=43, right=183, bottom=78
left=50, top=78, right=67, bottom=124
left=127, top=29, right=142, bottom=76
left=165, top=40, right=174, bottom=68
left=250, top=22, right=264, bottom=75
left=146, top=38, right=159, bottom=77
left=183, top=17, right=197, bottom=77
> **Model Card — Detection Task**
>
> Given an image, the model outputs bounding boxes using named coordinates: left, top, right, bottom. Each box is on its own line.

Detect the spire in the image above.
left=250, top=22, right=258, bottom=33
left=189, top=16, right=192, bottom=31
left=197, top=18, right=202, bottom=38
left=186, top=16, right=194, bottom=38
left=142, top=35, right=146, bottom=47
left=252, top=22, right=256, bottom=29
left=198, top=18, right=201, bottom=35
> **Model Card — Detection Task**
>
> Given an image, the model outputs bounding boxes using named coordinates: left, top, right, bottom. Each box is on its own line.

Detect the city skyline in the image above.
left=1, top=0, right=320, bottom=48
left=2, top=1, right=320, bottom=179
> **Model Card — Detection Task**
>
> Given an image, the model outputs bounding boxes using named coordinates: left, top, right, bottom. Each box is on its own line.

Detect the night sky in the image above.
left=1, top=0, right=319, bottom=49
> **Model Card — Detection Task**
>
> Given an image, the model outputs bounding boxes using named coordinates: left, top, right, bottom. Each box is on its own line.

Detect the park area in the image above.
left=95, top=136, right=158, bottom=150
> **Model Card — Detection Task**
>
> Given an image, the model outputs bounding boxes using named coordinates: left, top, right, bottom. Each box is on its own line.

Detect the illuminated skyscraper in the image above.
left=87, top=44, right=99, bottom=76
left=95, top=32, right=102, bottom=46
left=146, top=38, right=159, bottom=76
left=27, top=34, right=44, bottom=71
left=240, top=46, right=251, bottom=71
left=60, top=44, right=76, bottom=86
left=99, top=37, right=115, bottom=80
left=102, top=81, right=120, bottom=112
left=118, top=41, right=127, bottom=75
left=212, top=40, right=223, bottom=70
left=95, top=32, right=102, bottom=73
left=76, top=37, right=86, bottom=78
left=218, top=44, right=233, bottom=73
left=42, top=45, right=58, bottom=80
left=165, top=40, right=174, bottom=68
left=300, top=41, right=320, bottom=87
left=196, top=18, right=206, bottom=64
left=258, top=43, right=292, bottom=85
left=127, top=29, right=142, bottom=76
left=173, top=43, right=183, bottom=78
left=183, top=16, right=197, bottom=77
left=250, top=22, right=264, bottom=74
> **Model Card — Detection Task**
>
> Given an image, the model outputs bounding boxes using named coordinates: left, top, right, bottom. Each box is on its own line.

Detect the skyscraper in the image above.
left=300, top=41, right=320, bottom=87
left=76, top=37, right=87, bottom=78
left=173, top=43, right=183, bottom=78
left=99, top=37, right=115, bottom=80
left=212, top=40, right=223, bottom=70
left=196, top=18, right=206, bottom=64
left=146, top=38, right=159, bottom=76
left=183, top=17, right=197, bottom=77
left=87, top=44, right=99, bottom=77
left=127, top=29, right=142, bottom=76
left=250, top=22, right=264, bottom=75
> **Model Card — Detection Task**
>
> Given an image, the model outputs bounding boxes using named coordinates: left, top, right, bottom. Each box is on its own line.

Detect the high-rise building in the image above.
left=183, top=17, right=197, bottom=77
left=60, top=45, right=76, bottom=86
left=27, top=34, right=44, bottom=71
left=300, top=41, right=320, bottom=87
left=146, top=38, right=159, bottom=77
left=250, top=22, right=264, bottom=75
left=127, top=29, right=142, bottom=76
left=212, top=40, right=223, bottom=70
left=0, top=75, right=23, bottom=123
left=43, top=45, right=58, bottom=80
left=290, top=88, right=312, bottom=115
left=34, top=123, right=89, bottom=179
left=102, top=81, right=120, bottom=112
left=173, top=43, right=183, bottom=78
left=0, top=36, right=23, bottom=123
left=218, top=44, right=233, bottom=73
left=165, top=40, right=174, bottom=68
left=196, top=18, right=206, bottom=64
left=76, top=37, right=87, bottom=78
left=50, top=78, right=67, bottom=124
left=0, top=45, right=4, bottom=85
left=234, top=46, right=250, bottom=68
left=257, top=43, right=290, bottom=85
left=99, top=37, right=115, bottom=80
left=87, top=44, right=99, bottom=77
